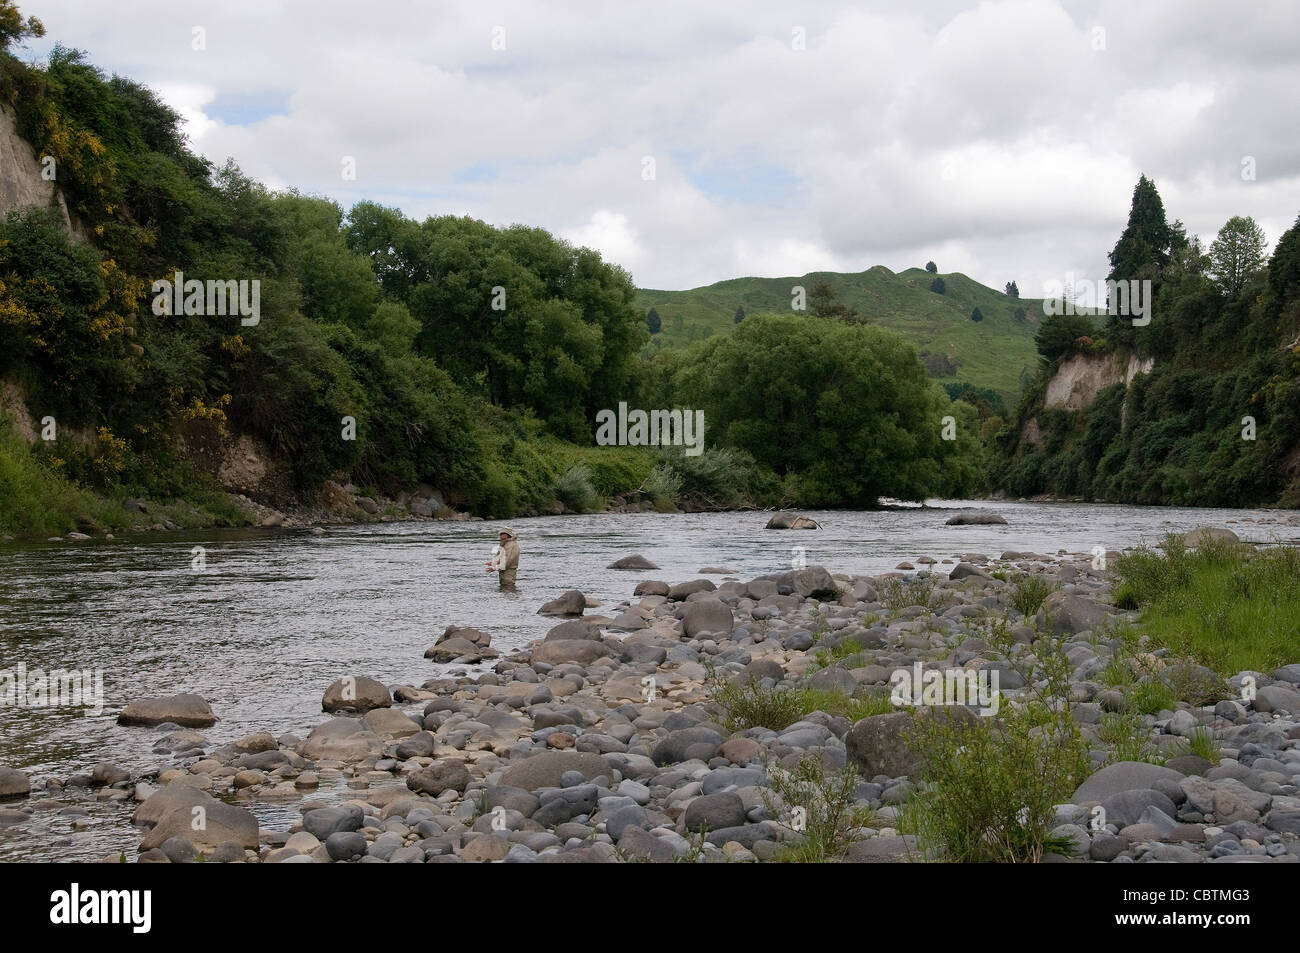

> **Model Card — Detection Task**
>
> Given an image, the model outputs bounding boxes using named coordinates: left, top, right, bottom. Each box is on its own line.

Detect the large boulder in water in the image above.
left=765, top=512, right=820, bottom=529
left=945, top=510, right=1007, bottom=525
left=435, top=625, right=491, bottom=647
left=538, top=590, right=587, bottom=616
left=118, top=693, right=217, bottom=728
left=608, top=554, right=659, bottom=570
left=1181, top=526, right=1239, bottom=547
left=0, top=766, right=30, bottom=800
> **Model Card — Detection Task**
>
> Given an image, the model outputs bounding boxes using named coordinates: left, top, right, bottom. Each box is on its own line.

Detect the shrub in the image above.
left=552, top=464, right=602, bottom=513
left=706, top=663, right=803, bottom=732
left=641, top=463, right=682, bottom=511
left=762, top=754, right=874, bottom=862
left=1011, top=574, right=1057, bottom=617
left=900, top=623, right=1091, bottom=862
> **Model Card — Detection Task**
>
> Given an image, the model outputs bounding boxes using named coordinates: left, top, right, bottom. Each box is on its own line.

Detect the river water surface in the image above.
left=1, top=500, right=1297, bottom=861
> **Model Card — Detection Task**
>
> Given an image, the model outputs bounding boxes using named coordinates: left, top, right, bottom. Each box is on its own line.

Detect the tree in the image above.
left=0, top=2, right=43, bottom=51
left=734, top=304, right=745, bottom=324
left=809, top=282, right=861, bottom=322
left=1107, top=175, right=1174, bottom=283
left=1034, top=313, right=1095, bottom=362
left=647, top=307, right=661, bottom=334
left=1208, top=215, right=1267, bottom=297
left=668, top=315, right=980, bottom=505
left=925, top=261, right=937, bottom=273
left=970, top=307, right=983, bottom=322
left=929, top=277, right=946, bottom=295
left=1004, top=281, right=1019, bottom=298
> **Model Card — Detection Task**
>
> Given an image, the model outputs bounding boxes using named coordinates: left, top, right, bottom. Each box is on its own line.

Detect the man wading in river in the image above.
left=486, top=528, right=520, bottom=590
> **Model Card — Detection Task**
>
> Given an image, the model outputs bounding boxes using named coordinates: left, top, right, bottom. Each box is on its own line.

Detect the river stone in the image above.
left=461, top=834, right=511, bottom=862
left=718, top=737, right=762, bottom=764
left=617, top=826, right=678, bottom=862
left=407, top=761, right=471, bottom=796
left=1254, top=685, right=1300, bottom=714
left=683, top=792, right=748, bottom=832
left=945, top=511, right=1007, bottom=525
left=1071, top=761, right=1187, bottom=804
left=668, top=579, right=717, bottom=600
left=682, top=600, right=735, bottom=638
left=1099, top=788, right=1178, bottom=828
left=302, top=804, right=364, bottom=840
left=948, top=562, right=991, bottom=581
left=608, top=555, right=659, bottom=570
left=233, top=731, right=277, bottom=754
left=544, top=620, right=603, bottom=642
left=395, top=731, right=437, bottom=760
left=0, top=767, right=30, bottom=799
left=1265, top=811, right=1300, bottom=834
left=787, top=566, right=838, bottom=599
left=118, top=693, right=217, bottom=728
left=606, top=804, right=649, bottom=840
left=532, top=640, right=613, bottom=665
left=326, top=831, right=367, bottom=861
left=1042, top=592, right=1110, bottom=635
left=94, top=762, right=131, bottom=786
left=424, top=638, right=483, bottom=662
left=538, top=590, right=587, bottom=616
left=739, top=659, right=785, bottom=684
left=137, top=784, right=258, bottom=851
left=500, top=751, right=610, bottom=791
left=298, top=717, right=382, bottom=761
left=633, top=581, right=670, bottom=597
left=764, top=512, right=820, bottom=530
left=844, top=834, right=918, bottom=862
left=652, top=726, right=724, bottom=766
left=806, top=667, right=857, bottom=694
left=363, top=707, right=421, bottom=737
left=321, top=676, right=391, bottom=713
left=1182, top=526, right=1239, bottom=547
left=844, top=708, right=978, bottom=778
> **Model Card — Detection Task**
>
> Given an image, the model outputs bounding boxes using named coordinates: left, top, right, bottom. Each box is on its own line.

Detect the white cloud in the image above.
left=21, top=0, right=1300, bottom=290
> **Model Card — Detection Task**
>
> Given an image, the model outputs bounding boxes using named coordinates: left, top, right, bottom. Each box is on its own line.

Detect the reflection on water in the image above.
left=1, top=500, right=1296, bottom=860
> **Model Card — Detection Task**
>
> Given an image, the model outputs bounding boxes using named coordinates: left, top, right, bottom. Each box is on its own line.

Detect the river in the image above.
left=1, top=499, right=1296, bottom=860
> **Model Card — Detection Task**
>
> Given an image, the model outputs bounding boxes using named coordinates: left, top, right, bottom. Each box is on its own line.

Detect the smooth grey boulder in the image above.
left=118, top=693, right=216, bottom=727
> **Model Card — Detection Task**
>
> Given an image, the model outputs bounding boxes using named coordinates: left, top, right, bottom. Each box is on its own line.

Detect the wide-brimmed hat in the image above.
left=498, top=527, right=515, bottom=537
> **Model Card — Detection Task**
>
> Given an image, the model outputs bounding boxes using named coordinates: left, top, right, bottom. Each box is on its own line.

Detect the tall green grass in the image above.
left=1112, top=536, right=1300, bottom=673
left=0, top=424, right=124, bottom=537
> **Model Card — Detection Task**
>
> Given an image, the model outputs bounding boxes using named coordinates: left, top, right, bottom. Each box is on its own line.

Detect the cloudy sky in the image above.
left=20, top=0, right=1300, bottom=293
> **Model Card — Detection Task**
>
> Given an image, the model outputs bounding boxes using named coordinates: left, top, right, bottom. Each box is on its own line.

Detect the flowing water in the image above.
left=1, top=499, right=1297, bottom=861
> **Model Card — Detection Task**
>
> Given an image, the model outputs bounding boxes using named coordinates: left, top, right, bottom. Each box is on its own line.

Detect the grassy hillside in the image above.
left=637, top=266, right=1043, bottom=402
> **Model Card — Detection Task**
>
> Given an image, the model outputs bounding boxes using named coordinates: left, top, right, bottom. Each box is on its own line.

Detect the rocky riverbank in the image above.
left=3, top=534, right=1299, bottom=863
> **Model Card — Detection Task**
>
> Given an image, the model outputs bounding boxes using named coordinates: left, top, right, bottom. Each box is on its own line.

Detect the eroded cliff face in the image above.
left=0, top=103, right=86, bottom=238
left=1044, top=350, right=1153, bottom=412
left=1020, top=349, right=1153, bottom=449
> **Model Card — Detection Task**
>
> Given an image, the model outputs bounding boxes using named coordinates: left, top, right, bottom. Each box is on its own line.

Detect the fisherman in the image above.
left=486, top=527, right=520, bottom=589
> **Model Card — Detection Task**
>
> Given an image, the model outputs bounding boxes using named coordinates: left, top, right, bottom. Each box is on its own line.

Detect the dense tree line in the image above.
left=0, top=3, right=991, bottom=530
left=994, top=175, right=1300, bottom=507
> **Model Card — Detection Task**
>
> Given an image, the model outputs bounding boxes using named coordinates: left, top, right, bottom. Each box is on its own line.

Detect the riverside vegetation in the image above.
left=0, top=4, right=980, bottom=539
left=3, top=528, right=1299, bottom=864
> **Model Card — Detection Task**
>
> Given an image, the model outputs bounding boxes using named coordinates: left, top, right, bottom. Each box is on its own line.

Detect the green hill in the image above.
left=637, top=266, right=1043, bottom=403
